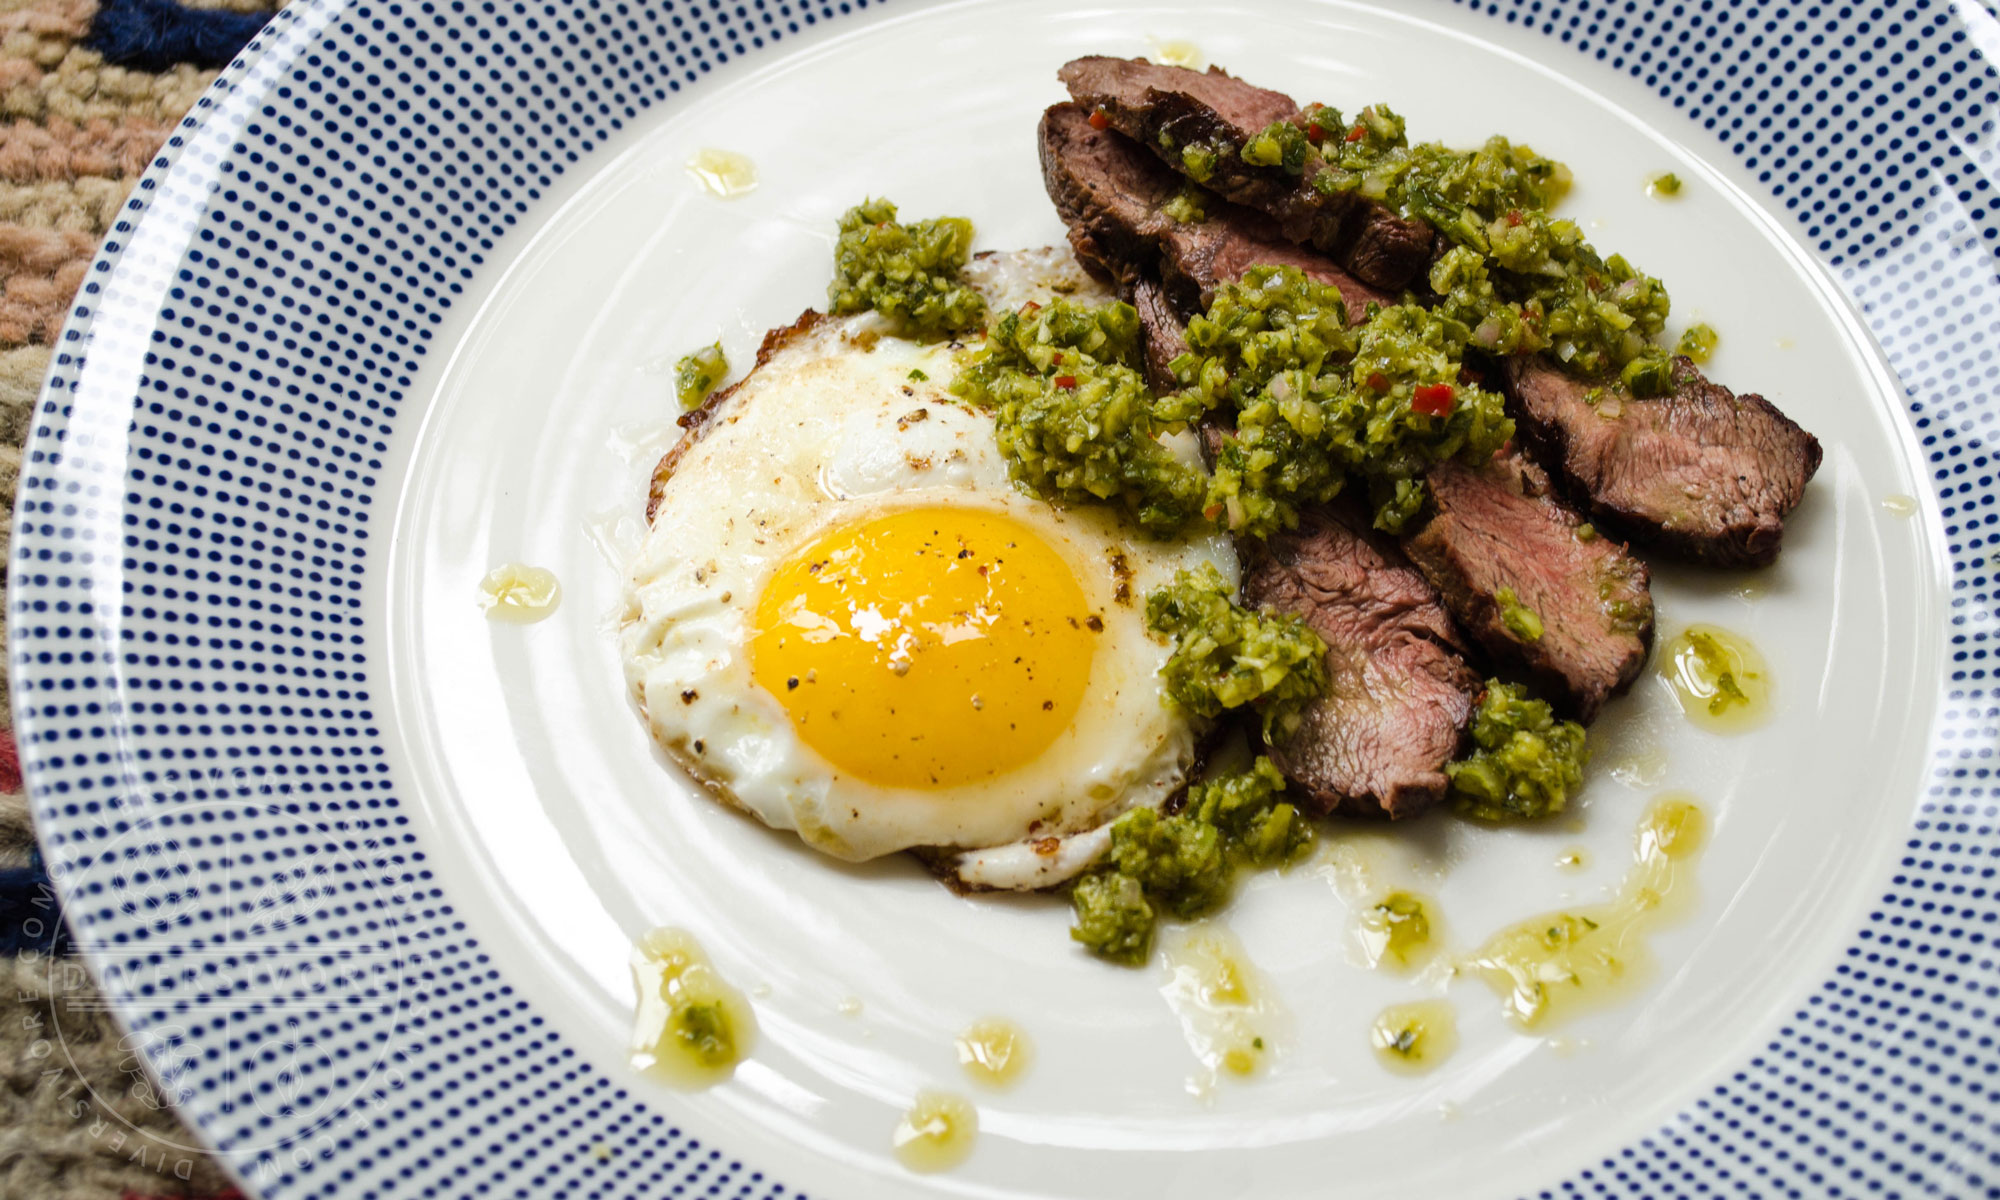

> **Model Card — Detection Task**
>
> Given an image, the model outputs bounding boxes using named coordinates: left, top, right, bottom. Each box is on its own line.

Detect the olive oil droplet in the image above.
left=628, top=927, right=755, bottom=1088
left=955, top=1019, right=1032, bottom=1089
left=1354, top=890, right=1438, bottom=971
left=1880, top=493, right=1918, bottom=518
left=892, top=1090, right=977, bottom=1173
left=686, top=148, right=757, bottom=198
left=1462, top=793, right=1705, bottom=1029
left=1370, top=999, right=1459, bottom=1074
left=1159, top=923, right=1283, bottom=1080
left=480, top=563, right=561, bottom=623
left=1657, top=624, right=1771, bottom=733
left=1146, top=37, right=1205, bottom=68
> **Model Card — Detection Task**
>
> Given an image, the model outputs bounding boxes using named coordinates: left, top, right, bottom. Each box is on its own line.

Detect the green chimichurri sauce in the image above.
left=674, top=342, right=729, bottom=410
left=1174, top=265, right=1515, bottom=536
left=952, top=297, right=1210, bottom=536
left=1069, top=755, right=1311, bottom=965
left=1447, top=680, right=1589, bottom=821
left=1677, top=322, right=1718, bottom=362
left=828, top=198, right=986, bottom=336
left=1495, top=586, right=1545, bottom=643
left=1145, top=563, right=1329, bottom=737
left=1241, top=104, right=1678, bottom=393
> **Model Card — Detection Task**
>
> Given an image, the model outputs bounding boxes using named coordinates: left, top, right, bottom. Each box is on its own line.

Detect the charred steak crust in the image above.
left=646, top=308, right=827, bottom=522
left=1500, top=355, right=1824, bottom=568
left=1057, top=55, right=1437, bottom=291
left=1040, top=102, right=1393, bottom=324
left=1404, top=450, right=1654, bottom=722
left=1242, top=501, right=1480, bottom=819
left=1132, top=275, right=1192, bottom=396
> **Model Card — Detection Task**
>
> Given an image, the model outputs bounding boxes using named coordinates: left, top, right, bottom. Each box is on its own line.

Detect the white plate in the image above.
left=374, top=2, right=1943, bottom=1196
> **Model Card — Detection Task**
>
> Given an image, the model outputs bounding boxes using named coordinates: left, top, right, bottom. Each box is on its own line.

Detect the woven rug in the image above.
left=0, top=2, right=282, bottom=1196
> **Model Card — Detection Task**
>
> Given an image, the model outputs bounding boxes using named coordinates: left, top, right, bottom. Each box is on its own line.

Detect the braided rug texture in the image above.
left=0, top=4, right=279, bottom=1197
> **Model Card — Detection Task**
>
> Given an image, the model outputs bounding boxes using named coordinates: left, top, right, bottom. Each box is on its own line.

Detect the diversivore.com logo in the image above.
left=29, top=769, right=429, bottom=1179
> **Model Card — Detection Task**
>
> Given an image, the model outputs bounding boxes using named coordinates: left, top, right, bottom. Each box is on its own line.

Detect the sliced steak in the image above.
left=1058, top=55, right=1437, bottom=291
left=1242, top=499, right=1480, bottom=819
left=1403, top=449, right=1653, bottom=721
left=1041, top=102, right=1392, bottom=324
left=1060, top=60, right=1821, bottom=565
left=1500, top=355, right=1822, bottom=567
left=1132, top=274, right=1191, bottom=395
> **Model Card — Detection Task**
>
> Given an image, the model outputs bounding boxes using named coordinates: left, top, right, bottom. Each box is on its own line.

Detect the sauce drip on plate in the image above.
left=628, top=927, right=755, bottom=1088
left=1462, top=794, right=1705, bottom=1028
left=955, top=1019, right=1032, bottom=1089
left=893, top=1090, right=978, bottom=1173
left=1657, top=625, right=1771, bottom=733
left=1370, top=1000, right=1458, bottom=1074
left=1159, top=923, right=1282, bottom=1082
left=480, top=563, right=561, bottom=622
left=686, top=148, right=757, bottom=198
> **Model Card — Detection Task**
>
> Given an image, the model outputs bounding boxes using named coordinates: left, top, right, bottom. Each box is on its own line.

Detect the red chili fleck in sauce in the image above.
left=1412, top=383, right=1456, bottom=417
left=1054, top=375, right=1078, bottom=390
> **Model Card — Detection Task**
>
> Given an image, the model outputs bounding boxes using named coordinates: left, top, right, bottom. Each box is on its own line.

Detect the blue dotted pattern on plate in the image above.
left=1446, top=4, right=2000, bottom=1198
left=8, top=0, right=1996, bottom=1197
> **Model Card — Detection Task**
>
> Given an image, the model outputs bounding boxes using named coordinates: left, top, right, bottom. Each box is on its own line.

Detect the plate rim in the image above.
left=11, top=0, right=1989, bottom=1196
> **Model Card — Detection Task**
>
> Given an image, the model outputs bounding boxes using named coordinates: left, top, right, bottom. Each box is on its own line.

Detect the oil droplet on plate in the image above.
left=1370, top=999, right=1459, bottom=1074
left=837, top=995, right=863, bottom=1017
left=1146, top=37, right=1204, bottom=68
left=1881, top=493, right=1919, bottom=518
left=628, top=927, right=756, bottom=1088
left=1159, top=923, right=1283, bottom=1080
left=686, top=148, right=757, bottom=198
left=1556, top=847, right=1589, bottom=871
left=893, top=1090, right=977, bottom=1173
left=480, top=563, right=561, bottom=623
left=1461, top=793, right=1705, bottom=1029
left=1657, top=624, right=1771, bottom=733
left=955, top=1019, right=1032, bottom=1089
left=1354, top=890, right=1438, bottom=971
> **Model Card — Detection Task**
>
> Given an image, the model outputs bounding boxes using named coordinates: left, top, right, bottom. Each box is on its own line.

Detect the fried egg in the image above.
left=621, top=248, right=1233, bottom=887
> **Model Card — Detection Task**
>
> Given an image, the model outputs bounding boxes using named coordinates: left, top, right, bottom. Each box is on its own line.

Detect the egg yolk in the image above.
left=751, top=507, right=1098, bottom=789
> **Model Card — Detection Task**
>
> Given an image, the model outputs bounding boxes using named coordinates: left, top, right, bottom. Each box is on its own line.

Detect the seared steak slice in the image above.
left=1040, top=102, right=1392, bottom=324
left=1500, top=355, right=1822, bottom=567
left=1132, top=275, right=1191, bottom=395
left=1242, top=499, right=1480, bottom=819
left=1060, top=60, right=1820, bottom=566
left=1058, top=55, right=1437, bottom=291
left=1404, top=449, right=1653, bottom=721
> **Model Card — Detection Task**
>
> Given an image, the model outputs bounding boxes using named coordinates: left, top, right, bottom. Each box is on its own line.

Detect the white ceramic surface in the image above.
left=349, top=2, right=1945, bottom=1196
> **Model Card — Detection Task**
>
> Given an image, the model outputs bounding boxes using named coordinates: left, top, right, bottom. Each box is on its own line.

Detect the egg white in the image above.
left=621, top=249, right=1236, bottom=875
